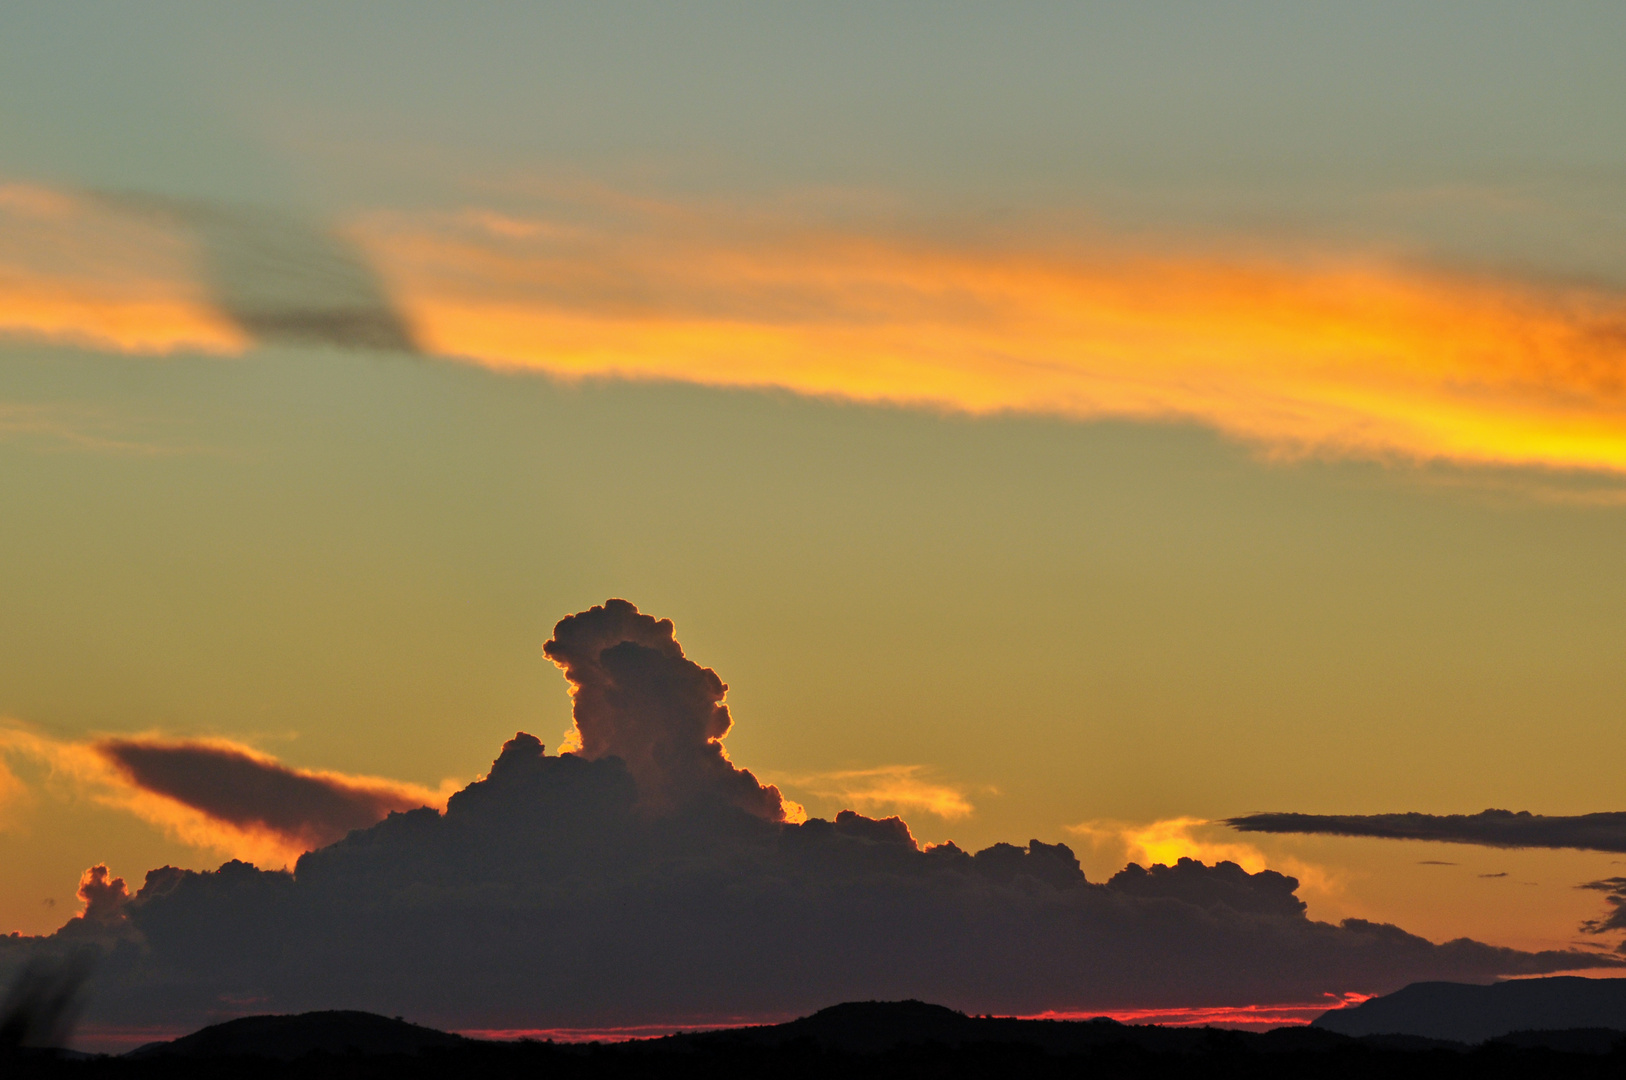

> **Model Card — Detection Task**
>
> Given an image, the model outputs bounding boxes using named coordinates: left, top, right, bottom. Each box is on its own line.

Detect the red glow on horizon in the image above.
left=458, top=994, right=1375, bottom=1044
left=1024, top=992, right=1374, bottom=1032
left=457, top=1017, right=782, bottom=1043
left=73, top=1026, right=190, bottom=1054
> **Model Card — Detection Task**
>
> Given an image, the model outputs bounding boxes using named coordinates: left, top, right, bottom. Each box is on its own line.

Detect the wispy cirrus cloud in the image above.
left=0, top=182, right=412, bottom=356
left=0, top=184, right=244, bottom=355
left=359, top=192, right=1626, bottom=476
left=10, top=181, right=1626, bottom=477
left=0, top=401, right=204, bottom=456
left=0, top=722, right=455, bottom=867
left=777, top=764, right=976, bottom=820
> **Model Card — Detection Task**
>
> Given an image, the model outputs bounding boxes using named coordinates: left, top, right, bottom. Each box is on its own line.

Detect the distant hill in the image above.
left=1314, top=977, right=1626, bottom=1043
left=17, top=997, right=1608, bottom=1078
left=126, top=1010, right=466, bottom=1060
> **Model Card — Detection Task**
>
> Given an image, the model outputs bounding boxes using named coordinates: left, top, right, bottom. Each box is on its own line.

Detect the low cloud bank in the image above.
left=1228, top=810, right=1626, bottom=854
left=2, top=602, right=1616, bottom=1035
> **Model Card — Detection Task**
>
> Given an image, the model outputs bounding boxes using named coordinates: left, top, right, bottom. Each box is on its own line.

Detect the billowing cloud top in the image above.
left=2, top=603, right=1617, bottom=1038
left=544, top=599, right=793, bottom=821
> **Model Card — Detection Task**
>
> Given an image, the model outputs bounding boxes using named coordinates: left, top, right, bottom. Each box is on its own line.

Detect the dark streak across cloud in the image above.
left=1227, top=810, right=1626, bottom=854
left=95, top=192, right=418, bottom=353
left=97, top=738, right=436, bottom=849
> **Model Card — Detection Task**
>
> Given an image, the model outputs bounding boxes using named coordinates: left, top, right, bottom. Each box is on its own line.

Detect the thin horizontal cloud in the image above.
left=0, top=402, right=202, bottom=456
left=357, top=192, right=1626, bottom=475
left=779, top=765, right=975, bottom=820
left=0, top=723, right=454, bottom=867
left=1029, top=993, right=1373, bottom=1032
left=0, top=183, right=413, bottom=355
left=1227, top=810, right=1626, bottom=854
left=0, top=184, right=245, bottom=354
left=11, top=182, right=1626, bottom=476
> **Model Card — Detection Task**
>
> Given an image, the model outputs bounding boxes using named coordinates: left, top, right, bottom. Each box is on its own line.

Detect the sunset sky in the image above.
left=4, top=3, right=1626, bottom=1032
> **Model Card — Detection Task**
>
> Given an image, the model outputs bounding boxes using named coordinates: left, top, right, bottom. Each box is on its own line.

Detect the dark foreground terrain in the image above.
left=6, top=1001, right=1626, bottom=1080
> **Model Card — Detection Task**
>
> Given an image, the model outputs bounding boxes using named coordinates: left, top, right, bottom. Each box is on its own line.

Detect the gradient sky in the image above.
left=4, top=1, right=1626, bottom=970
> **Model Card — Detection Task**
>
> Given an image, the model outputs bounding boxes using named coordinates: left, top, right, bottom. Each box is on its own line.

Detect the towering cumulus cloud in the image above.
left=543, top=599, right=793, bottom=820
left=1, top=602, right=1616, bottom=1042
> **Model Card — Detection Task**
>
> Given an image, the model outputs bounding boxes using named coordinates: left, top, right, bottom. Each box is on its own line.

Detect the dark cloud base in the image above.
left=3, top=734, right=1613, bottom=1034
left=1228, top=810, right=1626, bottom=854
left=3, top=603, right=1618, bottom=1035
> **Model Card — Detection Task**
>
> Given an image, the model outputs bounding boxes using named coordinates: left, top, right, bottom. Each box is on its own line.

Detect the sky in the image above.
left=4, top=1, right=1626, bottom=1041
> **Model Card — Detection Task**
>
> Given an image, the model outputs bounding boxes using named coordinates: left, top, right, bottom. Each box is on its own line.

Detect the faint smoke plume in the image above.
left=0, top=956, right=92, bottom=1051
left=1227, top=809, right=1626, bottom=854
left=543, top=598, right=795, bottom=820
left=785, top=766, right=974, bottom=820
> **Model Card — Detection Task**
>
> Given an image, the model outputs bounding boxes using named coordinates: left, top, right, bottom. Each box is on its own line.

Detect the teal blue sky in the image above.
left=3, top=4, right=1626, bottom=950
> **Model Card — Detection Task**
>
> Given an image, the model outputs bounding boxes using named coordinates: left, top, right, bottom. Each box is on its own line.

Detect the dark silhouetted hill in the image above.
left=10, top=1000, right=1626, bottom=1078
left=679, top=998, right=1284, bottom=1055
left=1314, top=976, right=1626, bottom=1043
left=127, top=1010, right=466, bottom=1060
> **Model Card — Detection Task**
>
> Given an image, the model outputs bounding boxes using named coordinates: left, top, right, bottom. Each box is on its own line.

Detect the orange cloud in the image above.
left=0, top=722, right=455, bottom=868
left=355, top=196, right=1626, bottom=474
left=779, top=765, right=975, bottom=820
left=0, top=184, right=245, bottom=355
left=10, top=179, right=1626, bottom=476
left=1069, top=816, right=1340, bottom=900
